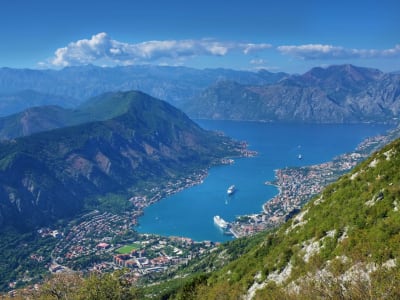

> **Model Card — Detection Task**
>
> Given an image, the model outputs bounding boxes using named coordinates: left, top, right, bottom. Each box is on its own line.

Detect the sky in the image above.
left=0, top=0, right=399, bottom=73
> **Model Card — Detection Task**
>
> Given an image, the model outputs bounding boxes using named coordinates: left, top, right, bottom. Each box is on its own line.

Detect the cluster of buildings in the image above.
left=40, top=207, right=217, bottom=281
left=110, top=235, right=215, bottom=277
left=52, top=211, right=130, bottom=264
left=114, top=247, right=176, bottom=274
left=129, top=169, right=209, bottom=212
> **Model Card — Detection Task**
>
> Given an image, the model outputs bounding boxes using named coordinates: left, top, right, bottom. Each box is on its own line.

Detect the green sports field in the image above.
left=116, top=243, right=140, bottom=254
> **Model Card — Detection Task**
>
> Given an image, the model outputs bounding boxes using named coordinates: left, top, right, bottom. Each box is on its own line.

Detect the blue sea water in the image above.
left=137, top=121, right=392, bottom=242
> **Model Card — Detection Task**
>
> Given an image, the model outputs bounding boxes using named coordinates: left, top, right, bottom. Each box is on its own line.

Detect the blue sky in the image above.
left=1, top=0, right=399, bottom=73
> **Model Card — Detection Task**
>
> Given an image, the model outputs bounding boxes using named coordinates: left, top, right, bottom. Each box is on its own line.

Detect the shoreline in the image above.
left=130, top=145, right=257, bottom=230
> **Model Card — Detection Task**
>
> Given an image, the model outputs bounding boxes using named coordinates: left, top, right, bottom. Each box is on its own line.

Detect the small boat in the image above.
left=227, top=185, right=236, bottom=195
left=298, top=154, right=302, bottom=160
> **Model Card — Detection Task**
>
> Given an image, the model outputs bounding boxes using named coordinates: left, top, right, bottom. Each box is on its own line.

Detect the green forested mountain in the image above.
left=0, top=91, right=242, bottom=231
left=0, top=90, right=179, bottom=140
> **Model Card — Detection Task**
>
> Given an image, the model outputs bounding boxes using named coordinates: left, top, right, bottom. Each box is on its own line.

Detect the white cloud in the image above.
left=277, top=44, right=400, bottom=60
left=381, top=44, right=400, bottom=57
left=242, top=43, right=272, bottom=54
left=250, top=58, right=267, bottom=65
left=45, top=32, right=272, bottom=67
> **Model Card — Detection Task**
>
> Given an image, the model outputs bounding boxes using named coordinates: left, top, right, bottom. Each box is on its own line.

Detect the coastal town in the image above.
left=227, top=127, right=400, bottom=237
left=48, top=209, right=216, bottom=276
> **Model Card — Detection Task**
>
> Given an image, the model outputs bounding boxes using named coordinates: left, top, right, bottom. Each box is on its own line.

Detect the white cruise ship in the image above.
left=227, top=185, right=236, bottom=195
left=213, top=215, right=229, bottom=229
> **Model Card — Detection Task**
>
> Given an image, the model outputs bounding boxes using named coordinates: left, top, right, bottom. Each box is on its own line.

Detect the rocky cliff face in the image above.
left=185, top=65, right=400, bottom=123
left=0, top=91, right=241, bottom=230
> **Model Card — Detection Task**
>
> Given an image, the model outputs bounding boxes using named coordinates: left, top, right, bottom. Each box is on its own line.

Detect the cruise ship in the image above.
left=227, top=185, right=236, bottom=195
left=213, top=215, right=229, bottom=229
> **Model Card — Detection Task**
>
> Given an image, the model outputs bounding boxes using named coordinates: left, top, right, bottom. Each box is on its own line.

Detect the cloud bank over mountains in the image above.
left=46, top=32, right=272, bottom=67
left=278, top=44, right=400, bottom=60
left=42, top=32, right=400, bottom=68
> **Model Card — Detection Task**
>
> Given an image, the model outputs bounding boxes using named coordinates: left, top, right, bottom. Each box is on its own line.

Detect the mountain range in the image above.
left=0, top=91, right=242, bottom=230
left=184, top=64, right=400, bottom=123
left=1, top=64, right=399, bottom=124
left=0, top=90, right=79, bottom=117
left=0, top=65, right=287, bottom=115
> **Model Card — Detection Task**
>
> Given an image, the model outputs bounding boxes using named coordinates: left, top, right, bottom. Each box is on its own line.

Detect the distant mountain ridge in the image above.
left=0, top=91, right=242, bottom=230
left=1, top=64, right=399, bottom=125
left=0, top=65, right=288, bottom=115
left=0, top=90, right=79, bottom=117
left=185, top=64, right=400, bottom=123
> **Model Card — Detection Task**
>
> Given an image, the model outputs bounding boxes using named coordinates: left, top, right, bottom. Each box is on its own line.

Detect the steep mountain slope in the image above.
left=166, top=137, right=400, bottom=299
left=0, top=65, right=287, bottom=112
left=0, top=91, right=242, bottom=230
left=0, top=106, right=77, bottom=140
left=185, top=65, right=400, bottom=123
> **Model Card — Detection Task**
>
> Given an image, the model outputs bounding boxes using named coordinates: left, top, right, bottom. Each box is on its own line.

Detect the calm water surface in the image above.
left=137, top=121, right=392, bottom=242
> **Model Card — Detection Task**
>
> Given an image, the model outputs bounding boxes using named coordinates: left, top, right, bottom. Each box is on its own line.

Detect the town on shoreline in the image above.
left=228, top=126, right=400, bottom=237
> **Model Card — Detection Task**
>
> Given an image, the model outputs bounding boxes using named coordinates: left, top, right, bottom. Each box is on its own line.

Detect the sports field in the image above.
left=116, top=243, right=140, bottom=254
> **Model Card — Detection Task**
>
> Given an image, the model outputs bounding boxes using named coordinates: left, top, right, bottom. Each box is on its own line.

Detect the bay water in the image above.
left=137, top=121, right=392, bottom=242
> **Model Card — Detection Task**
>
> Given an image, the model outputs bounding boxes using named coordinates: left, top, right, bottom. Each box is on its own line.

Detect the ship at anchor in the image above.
left=227, top=185, right=236, bottom=195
